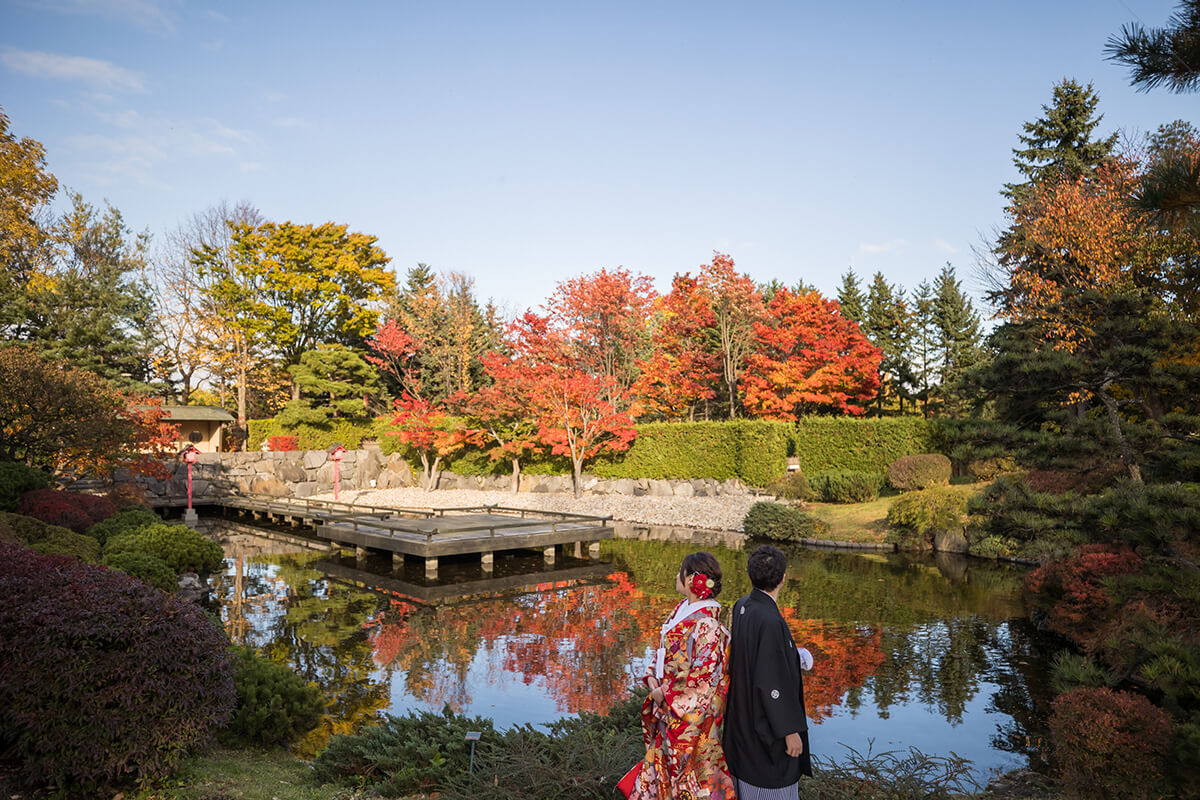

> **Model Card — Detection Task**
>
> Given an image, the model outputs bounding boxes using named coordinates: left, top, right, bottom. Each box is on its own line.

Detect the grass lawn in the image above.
left=132, top=747, right=420, bottom=800
left=805, top=495, right=895, bottom=544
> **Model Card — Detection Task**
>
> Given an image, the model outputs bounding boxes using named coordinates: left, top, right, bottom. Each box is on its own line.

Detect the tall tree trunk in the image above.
left=572, top=459, right=583, bottom=499
left=236, top=336, right=248, bottom=451
left=511, top=458, right=521, bottom=494
left=1098, top=380, right=1143, bottom=484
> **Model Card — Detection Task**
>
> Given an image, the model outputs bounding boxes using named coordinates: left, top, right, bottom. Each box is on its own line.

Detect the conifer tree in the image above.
left=1107, top=0, right=1200, bottom=93
left=278, top=344, right=379, bottom=426
left=1002, top=79, right=1117, bottom=202
left=910, top=280, right=937, bottom=416
left=837, top=268, right=866, bottom=324
left=864, top=272, right=915, bottom=414
left=931, top=264, right=984, bottom=416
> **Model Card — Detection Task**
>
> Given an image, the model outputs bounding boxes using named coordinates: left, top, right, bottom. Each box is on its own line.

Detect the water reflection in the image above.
left=209, top=530, right=1051, bottom=773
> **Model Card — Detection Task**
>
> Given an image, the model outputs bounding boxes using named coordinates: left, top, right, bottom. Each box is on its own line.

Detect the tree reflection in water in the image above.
left=209, top=535, right=1053, bottom=772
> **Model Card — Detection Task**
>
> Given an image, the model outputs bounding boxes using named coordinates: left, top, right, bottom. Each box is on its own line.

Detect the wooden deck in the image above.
left=208, top=494, right=612, bottom=575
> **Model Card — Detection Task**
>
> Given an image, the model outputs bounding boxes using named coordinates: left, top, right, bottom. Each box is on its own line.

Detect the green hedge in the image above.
left=248, top=416, right=934, bottom=487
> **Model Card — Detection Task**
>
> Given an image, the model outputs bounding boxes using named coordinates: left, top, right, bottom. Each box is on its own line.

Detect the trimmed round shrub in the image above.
left=219, top=646, right=325, bottom=746
left=0, top=541, right=235, bottom=794
left=17, top=488, right=116, bottom=532
left=0, top=511, right=101, bottom=563
left=86, top=506, right=162, bottom=546
left=766, top=471, right=810, bottom=501
left=0, top=462, right=52, bottom=512
left=809, top=470, right=884, bottom=503
left=1048, top=687, right=1172, bottom=799
left=104, top=522, right=225, bottom=575
left=886, top=454, right=951, bottom=491
left=103, top=550, right=177, bottom=592
left=743, top=501, right=828, bottom=541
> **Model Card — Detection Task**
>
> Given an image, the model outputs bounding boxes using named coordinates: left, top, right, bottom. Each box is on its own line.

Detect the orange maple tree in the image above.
left=633, top=273, right=722, bottom=420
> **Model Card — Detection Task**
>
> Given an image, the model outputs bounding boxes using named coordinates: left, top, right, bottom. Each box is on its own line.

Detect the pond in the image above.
left=208, top=529, right=1055, bottom=781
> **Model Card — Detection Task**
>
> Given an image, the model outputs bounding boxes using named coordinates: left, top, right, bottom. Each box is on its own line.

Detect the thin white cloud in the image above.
left=33, top=0, right=177, bottom=34
left=66, top=112, right=257, bottom=187
left=857, top=238, right=908, bottom=255
left=933, top=238, right=958, bottom=255
left=1, top=47, right=146, bottom=92
left=272, top=116, right=304, bottom=129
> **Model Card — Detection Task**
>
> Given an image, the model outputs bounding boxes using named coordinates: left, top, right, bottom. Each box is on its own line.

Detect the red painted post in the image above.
left=329, top=444, right=346, bottom=501
left=180, top=445, right=200, bottom=525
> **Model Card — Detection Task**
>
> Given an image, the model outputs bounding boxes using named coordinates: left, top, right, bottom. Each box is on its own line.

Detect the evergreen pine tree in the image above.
left=279, top=344, right=380, bottom=426
left=1003, top=79, right=1117, bottom=202
left=864, top=272, right=916, bottom=414
left=1106, top=0, right=1200, bottom=93
left=910, top=280, right=937, bottom=416
left=837, top=268, right=866, bottom=323
left=932, top=263, right=984, bottom=416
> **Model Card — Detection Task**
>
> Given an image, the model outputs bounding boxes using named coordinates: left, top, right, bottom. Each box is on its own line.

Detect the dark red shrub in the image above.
left=1049, top=687, right=1172, bottom=799
left=269, top=435, right=299, bottom=452
left=17, top=488, right=93, bottom=532
left=1026, top=544, right=1142, bottom=640
left=0, top=541, right=235, bottom=795
left=16, top=488, right=117, bottom=532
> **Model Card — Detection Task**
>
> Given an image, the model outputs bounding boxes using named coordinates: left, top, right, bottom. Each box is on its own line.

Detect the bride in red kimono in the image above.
left=629, top=551, right=735, bottom=800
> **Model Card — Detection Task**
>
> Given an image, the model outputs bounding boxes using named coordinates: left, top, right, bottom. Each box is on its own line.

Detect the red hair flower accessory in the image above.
left=689, top=572, right=715, bottom=599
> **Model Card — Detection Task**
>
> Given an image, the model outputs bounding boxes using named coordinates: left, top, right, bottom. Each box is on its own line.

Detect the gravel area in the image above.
left=314, top=487, right=757, bottom=532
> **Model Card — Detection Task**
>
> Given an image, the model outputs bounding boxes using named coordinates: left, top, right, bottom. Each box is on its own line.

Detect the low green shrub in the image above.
left=743, top=501, right=828, bottom=541
left=966, top=456, right=1017, bottom=482
left=766, top=470, right=810, bottom=500
left=886, top=486, right=969, bottom=536
left=102, top=550, right=177, bottom=592
left=1050, top=651, right=1113, bottom=694
left=0, top=462, right=52, bottom=512
left=809, top=470, right=884, bottom=503
left=0, top=511, right=101, bottom=563
left=968, top=535, right=1016, bottom=559
left=104, top=522, right=224, bottom=574
left=802, top=743, right=982, bottom=800
left=86, top=506, right=162, bottom=546
left=0, top=541, right=235, bottom=795
left=886, top=454, right=952, bottom=491
left=312, top=706, right=499, bottom=795
left=219, top=646, right=324, bottom=747
left=1048, top=687, right=1172, bottom=800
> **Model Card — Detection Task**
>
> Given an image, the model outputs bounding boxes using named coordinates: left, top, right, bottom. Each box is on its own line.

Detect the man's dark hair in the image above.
left=680, top=551, right=723, bottom=598
left=747, top=545, right=787, bottom=592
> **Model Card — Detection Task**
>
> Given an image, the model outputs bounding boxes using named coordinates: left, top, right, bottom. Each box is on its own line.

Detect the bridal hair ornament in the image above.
left=689, top=572, right=715, bottom=600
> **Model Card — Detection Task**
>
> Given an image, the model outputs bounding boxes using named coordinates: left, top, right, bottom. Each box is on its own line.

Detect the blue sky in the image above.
left=1, top=0, right=1189, bottom=314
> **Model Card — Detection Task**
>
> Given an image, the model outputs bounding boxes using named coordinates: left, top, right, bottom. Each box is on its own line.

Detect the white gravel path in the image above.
left=314, top=487, right=757, bottom=532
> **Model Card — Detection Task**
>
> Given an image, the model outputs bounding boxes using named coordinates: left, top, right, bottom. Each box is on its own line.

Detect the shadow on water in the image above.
left=207, top=522, right=1055, bottom=776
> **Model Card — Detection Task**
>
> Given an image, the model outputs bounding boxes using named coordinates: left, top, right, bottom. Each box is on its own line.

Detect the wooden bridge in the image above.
left=207, top=495, right=612, bottom=578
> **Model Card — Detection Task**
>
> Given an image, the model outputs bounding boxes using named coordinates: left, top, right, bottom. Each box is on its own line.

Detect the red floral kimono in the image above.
left=630, top=600, right=735, bottom=800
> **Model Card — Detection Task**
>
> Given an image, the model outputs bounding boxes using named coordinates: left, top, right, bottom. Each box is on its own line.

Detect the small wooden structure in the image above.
left=160, top=406, right=234, bottom=453
left=216, top=495, right=612, bottom=578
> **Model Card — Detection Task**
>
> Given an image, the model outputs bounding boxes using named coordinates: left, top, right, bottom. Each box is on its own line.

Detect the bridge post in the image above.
left=573, top=542, right=582, bottom=559
left=328, top=541, right=340, bottom=554
left=589, top=542, right=600, bottom=559
left=393, top=552, right=404, bottom=571
left=481, top=552, right=494, bottom=573
left=425, top=557, right=438, bottom=579
left=543, top=546, right=555, bottom=565
left=355, top=545, right=368, bottom=562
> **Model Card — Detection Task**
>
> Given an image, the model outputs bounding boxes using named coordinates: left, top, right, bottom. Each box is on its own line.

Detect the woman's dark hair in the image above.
left=679, top=551, right=723, bottom=598
left=747, top=545, right=787, bottom=591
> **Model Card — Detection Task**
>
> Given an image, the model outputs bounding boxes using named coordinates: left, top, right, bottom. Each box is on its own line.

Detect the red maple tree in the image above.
left=454, top=350, right=543, bottom=493
left=742, top=288, right=882, bottom=418
left=697, top=253, right=765, bottom=418
left=388, top=393, right=467, bottom=491
left=366, top=319, right=424, bottom=400
left=633, top=273, right=721, bottom=420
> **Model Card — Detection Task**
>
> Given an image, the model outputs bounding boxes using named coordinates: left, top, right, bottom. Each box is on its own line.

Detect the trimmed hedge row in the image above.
left=249, top=416, right=934, bottom=487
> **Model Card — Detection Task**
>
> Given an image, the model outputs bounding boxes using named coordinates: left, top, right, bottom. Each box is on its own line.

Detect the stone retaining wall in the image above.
left=121, top=447, right=756, bottom=503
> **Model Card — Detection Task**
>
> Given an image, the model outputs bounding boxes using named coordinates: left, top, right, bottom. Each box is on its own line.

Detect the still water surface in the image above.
left=209, top=531, right=1053, bottom=780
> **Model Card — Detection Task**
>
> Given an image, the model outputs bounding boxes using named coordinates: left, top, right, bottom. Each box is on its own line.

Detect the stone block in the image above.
left=250, top=476, right=290, bottom=497
left=933, top=527, right=969, bottom=554
left=673, top=481, right=695, bottom=498
left=647, top=479, right=673, bottom=497
left=612, top=478, right=636, bottom=496
left=293, top=481, right=319, bottom=498
left=277, top=461, right=306, bottom=483
left=303, top=450, right=328, bottom=469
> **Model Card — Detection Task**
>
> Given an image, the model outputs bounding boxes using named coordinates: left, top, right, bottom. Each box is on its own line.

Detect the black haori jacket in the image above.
left=722, top=589, right=812, bottom=787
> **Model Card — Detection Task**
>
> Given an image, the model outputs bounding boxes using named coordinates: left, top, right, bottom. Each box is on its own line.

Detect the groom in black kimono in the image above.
left=723, top=545, right=812, bottom=797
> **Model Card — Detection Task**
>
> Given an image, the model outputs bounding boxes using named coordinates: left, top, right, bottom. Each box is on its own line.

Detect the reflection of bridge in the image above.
left=208, top=495, right=612, bottom=578
left=318, top=558, right=614, bottom=606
